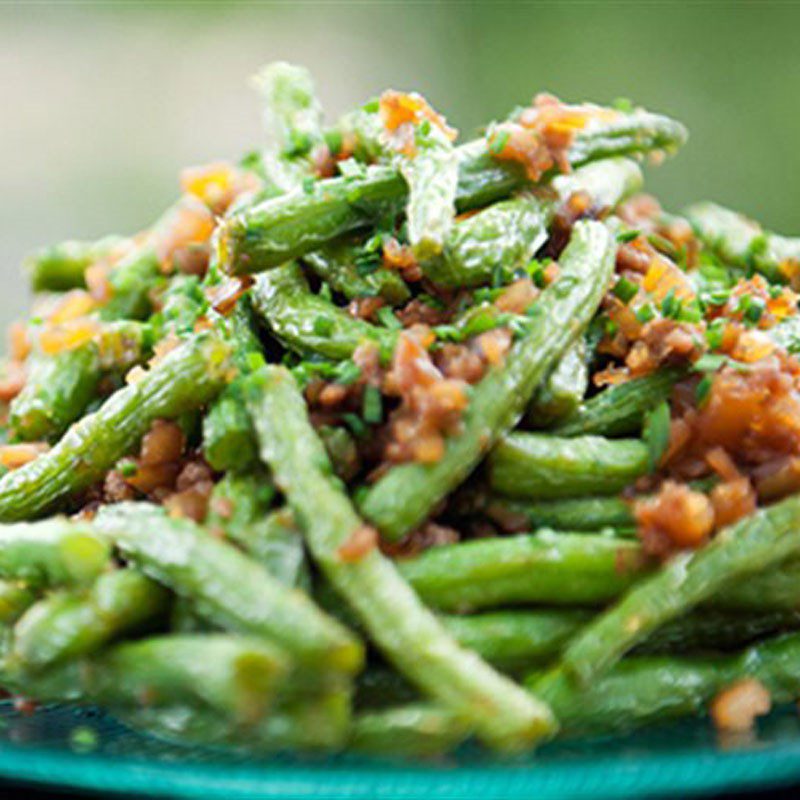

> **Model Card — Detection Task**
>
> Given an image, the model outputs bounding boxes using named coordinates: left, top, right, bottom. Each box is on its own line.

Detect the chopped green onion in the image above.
left=376, top=306, right=402, bottom=330
left=362, top=385, right=383, bottom=425
left=635, top=303, right=657, bottom=324
left=695, top=374, right=713, bottom=407
left=612, top=276, right=639, bottom=304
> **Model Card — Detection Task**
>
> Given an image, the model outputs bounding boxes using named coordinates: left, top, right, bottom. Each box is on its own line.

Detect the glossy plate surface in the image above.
left=2, top=703, right=800, bottom=799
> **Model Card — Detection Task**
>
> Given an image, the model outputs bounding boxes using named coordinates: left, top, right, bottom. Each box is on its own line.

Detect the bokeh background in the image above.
left=1, top=1, right=799, bottom=328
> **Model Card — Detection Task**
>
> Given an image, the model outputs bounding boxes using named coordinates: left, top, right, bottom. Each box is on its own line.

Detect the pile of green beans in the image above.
left=5, top=60, right=800, bottom=760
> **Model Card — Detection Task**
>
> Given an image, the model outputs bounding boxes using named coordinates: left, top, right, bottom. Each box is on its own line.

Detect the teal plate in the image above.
left=2, top=703, right=800, bottom=799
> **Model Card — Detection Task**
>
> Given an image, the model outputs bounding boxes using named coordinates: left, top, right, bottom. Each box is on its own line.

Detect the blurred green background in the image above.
left=1, top=1, right=798, bottom=327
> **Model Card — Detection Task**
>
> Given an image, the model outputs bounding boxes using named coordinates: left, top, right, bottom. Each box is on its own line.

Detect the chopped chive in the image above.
left=643, top=400, right=671, bottom=472
left=418, top=293, right=446, bottom=310
left=612, top=276, right=639, bottom=304
left=635, top=302, right=657, bottom=324
left=660, top=289, right=681, bottom=319
left=705, top=289, right=731, bottom=307
left=376, top=306, right=402, bottom=330
left=617, top=229, right=641, bottom=244
left=488, top=129, right=510, bottom=155
left=335, top=361, right=362, bottom=386
left=342, top=412, right=367, bottom=438
left=301, top=176, right=316, bottom=195
left=362, top=385, right=383, bottom=424
left=362, top=99, right=380, bottom=113
left=324, top=130, right=343, bottom=157
left=705, top=319, right=726, bottom=350
left=743, top=296, right=766, bottom=325
left=118, top=460, right=138, bottom=478
left=695, top=374, right=713, bottom=407
left=319, top=283, right=333, bottom=303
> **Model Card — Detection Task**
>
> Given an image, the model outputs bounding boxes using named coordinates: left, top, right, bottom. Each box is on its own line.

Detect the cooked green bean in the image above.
left=351, top=703, right=471, bottom=757
left=0, top=332, right=232, bottom=521
left=488, top=433, right=650, bottom=500
left=398, top=531, right=649, bottom=612
left=561, top=493, right=800, bottom=685
left=246, top=365, right=556, bottom=752
left=0, top=519, right=111, bottom=588
left=527, top=338, right=589, bottom=427
left=483, top=494, right=635, bottom=533
left=533, top=631, right=800, bottom=738
left=10, top=321, right=150, bottom=443
left=398, top=119, right=459, bottom=260
left=219, top=110, right=686, bottom=274
left=552, top=368, right=683, bottom=437
left=206, top=472, right=309, bottom=589
left=685, top=201, right=800, bottom=284
left=255, top=61, right=325, bottom=192
left=25, top=236, right=129, bottom=293
left=423, top=158, right=642, bottom=288
left=8, top=568, right=170, bottom=672
left=251, top=262, right=397, bottom=360
left=303, top=236, right=411, bottom=304
left=94, top=502, right=361, bottom=673
left=361, top=221, right=617, bottom=540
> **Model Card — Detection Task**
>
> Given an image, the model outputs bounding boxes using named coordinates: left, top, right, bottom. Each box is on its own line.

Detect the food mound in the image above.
left=0, top=62, right=799, bottom=757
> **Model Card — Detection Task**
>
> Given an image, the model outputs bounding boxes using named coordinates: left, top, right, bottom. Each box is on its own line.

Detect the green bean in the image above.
left=255, top=61, right=325, bottom=192
left=220, top=110, right=686, bottom=274
left=3, top=634, right=290, bottom=725
left=303, top=237, right=411, bottom=304
left=552, top=368, right=683, bottom=437
left=533, top=631, right=800, bottom=738
left=93, top=502, right=361, bottom=674
left=360, top=221, right=617, bottom=540
left=100, top=247, right=161, bottom=321
left=422, top=195, right=549, bottom=287
left=351, top=703, right=471, bottom=758
left=484, top=494, right=635, bottom=533
left=0, top=581, right=37, bottom=624
left=25, top=236, right=129, bottom=293
left=423, top=158, right=642, bottom=288
left=441, top=609, right=593, bottom=671
left=10, top=347, right=101, bottom=442
left=8, top=569, right=169, bottom=673
left=0, top=332, right=232, bottom=521
left=488, top=433, right=649, bottom=500
left=121, top=688, right=351, bottom=751
left=245, top=365, right=556, bottom=752
left=561, top=493, right=800, bottom=685
left=202, top=380, right=259, bottom=472
left=93, top=634, right=288, bottom=722
left=530, top=653, right=728, bottom=738
left=398, top=120, right=459, bottom=259
left=10, top=321, right=151, bottom=443
left=206, top=472, right=309, bottom=588
left=448, top=607, right=800, bottom=672
left=398, top=531, right=649, bottom=612
left=0, top=519, right=111, bottom=588
left=100, top=195, right=214, bottom=321
left=527, top=338, right=588, bottom=427
left=685, top=201, right=800, bottom=284
left=201, top=297, right=264, bottom=472
left=251, top=262, right=397, bottom=360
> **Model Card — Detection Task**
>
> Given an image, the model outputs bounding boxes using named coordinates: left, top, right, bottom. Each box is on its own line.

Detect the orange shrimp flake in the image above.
left=383, top=326, right=469, bottom=465
left=0, top=442, right=49, bottom=471
left=180, top=161, right=257, bottom=215
left=487, top=94, right=619, bottom=182
left=38, top=319, right=101, bottom=356
left=378, top=91, right=457, bottom=157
